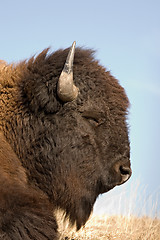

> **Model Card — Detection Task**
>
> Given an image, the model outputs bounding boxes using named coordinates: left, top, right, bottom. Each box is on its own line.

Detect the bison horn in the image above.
left=57, top=41, right=79, bottom=102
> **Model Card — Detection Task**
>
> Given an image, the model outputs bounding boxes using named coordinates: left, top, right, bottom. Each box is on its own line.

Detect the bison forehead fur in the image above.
left=0, top=45, right=131, bottom=239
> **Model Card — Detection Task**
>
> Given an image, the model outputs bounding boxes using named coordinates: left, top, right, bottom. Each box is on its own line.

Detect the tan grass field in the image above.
left=57, top=213, right=160, bottom=240
left=56, top=182, right=160, bottom=239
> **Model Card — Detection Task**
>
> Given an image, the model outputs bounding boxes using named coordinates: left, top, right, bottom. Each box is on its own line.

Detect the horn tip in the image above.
left=72, top=41, right=76, bottom=47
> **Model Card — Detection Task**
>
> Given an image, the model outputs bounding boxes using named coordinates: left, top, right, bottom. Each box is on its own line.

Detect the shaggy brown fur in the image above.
left=0, top=132, right=58, bottom=239
left=0, top=46, right=131, bottom=239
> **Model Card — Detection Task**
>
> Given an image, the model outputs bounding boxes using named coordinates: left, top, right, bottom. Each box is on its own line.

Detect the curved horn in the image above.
left=57, top=41, right=79, bottom=102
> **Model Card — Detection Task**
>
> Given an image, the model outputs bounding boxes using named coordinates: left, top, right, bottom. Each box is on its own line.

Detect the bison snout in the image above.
left=119, top=165, right=132, bottom=183
left=113, top=161, right=132, bottom=185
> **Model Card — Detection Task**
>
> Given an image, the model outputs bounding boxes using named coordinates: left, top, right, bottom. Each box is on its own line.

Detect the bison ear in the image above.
left=57, top=41, right=79, bottom=102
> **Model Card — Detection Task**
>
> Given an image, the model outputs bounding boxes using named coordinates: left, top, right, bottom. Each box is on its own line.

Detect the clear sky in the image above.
left=1, top=0, right=160, bottom=216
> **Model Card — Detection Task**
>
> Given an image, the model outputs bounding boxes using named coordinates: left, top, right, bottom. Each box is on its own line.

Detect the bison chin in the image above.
left=63, top=196, right=95, bottom=231
left=56, top=178, right=115, bottom=231
left=54, top=180, right=98, bottom=231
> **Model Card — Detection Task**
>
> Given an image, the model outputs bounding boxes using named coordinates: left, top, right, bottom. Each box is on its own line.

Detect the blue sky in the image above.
left=1, top=0, right=160, bottom=216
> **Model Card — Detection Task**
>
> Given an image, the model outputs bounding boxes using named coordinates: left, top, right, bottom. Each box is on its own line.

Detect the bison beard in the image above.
left=0, top=42, right=131, bottom=239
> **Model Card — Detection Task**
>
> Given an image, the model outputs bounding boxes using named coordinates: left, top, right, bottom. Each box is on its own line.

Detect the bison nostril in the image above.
left=119, top=166, right=131, bottom=176
left=113, top=161, right=132, bottom=185
left=118, top=165, right=132, bottom=185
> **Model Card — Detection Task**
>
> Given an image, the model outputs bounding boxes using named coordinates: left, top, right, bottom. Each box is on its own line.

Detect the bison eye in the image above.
left=83, top=115, right=99, bottom=127
left=81, top=111, right=100, bottom=127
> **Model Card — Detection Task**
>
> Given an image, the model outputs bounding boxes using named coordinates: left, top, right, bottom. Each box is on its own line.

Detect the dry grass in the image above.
left=56, top=182, right=160, bottom=239
left=56, top=212, right=160, bottom=240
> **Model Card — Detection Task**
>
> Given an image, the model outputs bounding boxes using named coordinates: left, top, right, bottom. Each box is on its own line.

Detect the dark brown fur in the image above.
left=0, top=132, right=58, bottom=239
left=0, top=46, right=131, bottom=239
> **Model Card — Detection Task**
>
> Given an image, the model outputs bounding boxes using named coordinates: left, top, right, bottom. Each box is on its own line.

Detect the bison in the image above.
left=0, top=42, right=132, bottom=239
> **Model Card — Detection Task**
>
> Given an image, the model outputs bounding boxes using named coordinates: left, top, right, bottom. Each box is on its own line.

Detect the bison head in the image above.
left=0, top=42, right=131, bottom=230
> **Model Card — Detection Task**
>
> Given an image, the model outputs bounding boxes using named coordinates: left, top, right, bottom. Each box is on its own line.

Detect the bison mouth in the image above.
left=57, top=167, right=131, bottom=231
left=96, top=178, right=116, bottom=195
